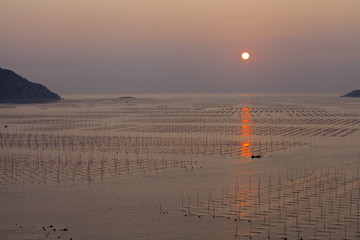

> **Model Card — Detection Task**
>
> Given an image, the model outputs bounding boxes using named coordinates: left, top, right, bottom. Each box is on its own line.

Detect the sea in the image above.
left=0, top=93, right=359, bottom=239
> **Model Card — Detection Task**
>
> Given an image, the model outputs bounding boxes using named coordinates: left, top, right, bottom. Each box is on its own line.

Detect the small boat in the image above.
left=251, top=155, right=262, bottom=159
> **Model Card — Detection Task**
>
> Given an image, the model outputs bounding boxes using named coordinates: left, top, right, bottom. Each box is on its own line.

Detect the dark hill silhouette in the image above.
left=0, top=67, right=61, bottom=103
left=341, top=90, right=360, bottom=98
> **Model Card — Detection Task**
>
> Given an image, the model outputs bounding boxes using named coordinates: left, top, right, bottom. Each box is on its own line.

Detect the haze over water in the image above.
left=1, top=0, right=360, bottom=94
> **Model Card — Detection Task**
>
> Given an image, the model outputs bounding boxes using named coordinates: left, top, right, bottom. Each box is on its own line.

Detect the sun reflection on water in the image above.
left=239, top=107, right=253, bottom=157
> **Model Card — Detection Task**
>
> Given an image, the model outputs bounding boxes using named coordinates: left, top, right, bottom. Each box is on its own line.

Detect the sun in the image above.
left=242, top=52, right=250, bottom=60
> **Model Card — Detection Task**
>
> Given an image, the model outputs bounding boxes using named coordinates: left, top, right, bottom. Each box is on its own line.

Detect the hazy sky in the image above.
left=1, top=0, right=359, bottom=94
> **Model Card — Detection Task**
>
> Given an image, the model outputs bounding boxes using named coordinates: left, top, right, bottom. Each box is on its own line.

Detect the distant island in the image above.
left=341, top=90, right=360, bottom=98
left=118, top=96, right=135, bottom=99
left=0, top=67, right=61, bottom=103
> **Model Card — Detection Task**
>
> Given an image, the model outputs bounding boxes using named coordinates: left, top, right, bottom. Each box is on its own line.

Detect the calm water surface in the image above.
left=1, top=94, right=359, bottom=239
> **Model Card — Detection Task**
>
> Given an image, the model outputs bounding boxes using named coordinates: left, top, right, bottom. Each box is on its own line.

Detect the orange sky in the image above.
left=1, top=0, right=359, bottom=94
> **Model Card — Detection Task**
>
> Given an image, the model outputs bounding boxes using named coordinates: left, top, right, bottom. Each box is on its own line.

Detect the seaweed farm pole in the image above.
left=314, top=217, right=319, bottom=240
left=229, top=196, right=232, bottom=216
left=278, top=173, right=282, bottom=219
left=357, top=199, right=360, bottom=235
left=101, top=155, right=105, bottom=181
left=284, top=209, right=287, bottom=237
left=158, top=196, right=163, bottom=214
left=350, top=191, right=353, bottom=217
left=258, top=178, right=261, bottom=206
left=208, top=190, right=212, bottom=211
left=235, top=215, right=238, bottom=237
left=188, top=196, right=191, bottom=215
left=181, top=191, right=184, bottom=209
left=267, top=213, right=271, bottom=239
left=212, top=203, right=215, bottom=218
left=197, top=190, right=200, bottom=205
left=344, top=217, right=347, bottom=240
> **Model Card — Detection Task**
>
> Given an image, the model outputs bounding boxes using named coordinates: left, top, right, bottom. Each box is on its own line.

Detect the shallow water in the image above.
left=0, top=94, right=359, bottom=239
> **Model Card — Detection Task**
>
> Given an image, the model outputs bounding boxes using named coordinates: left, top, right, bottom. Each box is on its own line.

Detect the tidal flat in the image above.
left=1, top=94, right=360, bottom=240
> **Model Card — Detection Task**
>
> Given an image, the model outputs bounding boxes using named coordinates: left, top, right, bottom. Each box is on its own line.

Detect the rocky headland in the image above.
left=0, top=67, right=61, bottom=103
left=341, top=90, right=360, bottom=98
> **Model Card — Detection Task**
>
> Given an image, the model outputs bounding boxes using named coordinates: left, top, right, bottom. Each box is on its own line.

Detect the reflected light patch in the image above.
left=241, top=125, right=251, bottom=136
left=240, top=140, right=253, bottom=157
left=238, top=107, right=253, bottom=157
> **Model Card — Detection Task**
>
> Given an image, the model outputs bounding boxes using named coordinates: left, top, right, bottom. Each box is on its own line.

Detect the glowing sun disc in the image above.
left=242, top=52, right=250, bottom=60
